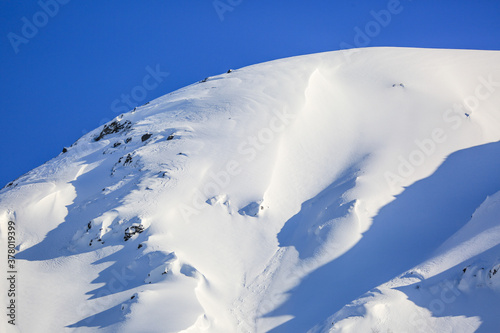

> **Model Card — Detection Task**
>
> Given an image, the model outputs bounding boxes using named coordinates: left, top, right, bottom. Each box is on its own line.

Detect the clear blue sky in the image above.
left=1, top=0, right=499, bottom=187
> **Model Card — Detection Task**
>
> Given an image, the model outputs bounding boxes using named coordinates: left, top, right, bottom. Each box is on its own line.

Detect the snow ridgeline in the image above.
left=1, top=47, right=500, bottom=333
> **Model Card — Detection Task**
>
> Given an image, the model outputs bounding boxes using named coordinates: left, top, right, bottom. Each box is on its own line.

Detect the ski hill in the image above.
left=1, top=47, right=500, bottom=333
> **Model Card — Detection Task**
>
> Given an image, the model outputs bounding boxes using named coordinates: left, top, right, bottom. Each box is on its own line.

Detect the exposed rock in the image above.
left=94, top=120, right=132, bottom=142
left=124, top=224, right=145, bottom=241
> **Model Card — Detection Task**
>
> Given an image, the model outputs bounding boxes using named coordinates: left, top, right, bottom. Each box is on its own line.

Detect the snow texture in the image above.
left=1, top=47, right=500, bottom=333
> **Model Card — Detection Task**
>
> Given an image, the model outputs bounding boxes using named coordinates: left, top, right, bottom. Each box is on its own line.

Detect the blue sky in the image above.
left=1, top=0, right=499, bottom=187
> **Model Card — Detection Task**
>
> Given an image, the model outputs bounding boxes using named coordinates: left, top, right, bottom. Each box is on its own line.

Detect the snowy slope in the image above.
left=1, top=47, right=500, bottom=333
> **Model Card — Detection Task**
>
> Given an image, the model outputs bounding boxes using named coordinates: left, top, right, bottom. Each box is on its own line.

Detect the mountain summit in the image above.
left=1, top=47, right=500, bottom=333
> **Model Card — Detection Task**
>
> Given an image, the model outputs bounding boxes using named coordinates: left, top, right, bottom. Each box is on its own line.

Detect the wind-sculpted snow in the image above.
left=1, top=48, right=500, bottom=333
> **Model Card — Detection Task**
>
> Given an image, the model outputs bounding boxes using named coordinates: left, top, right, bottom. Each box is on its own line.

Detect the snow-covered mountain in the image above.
left=1, top=47, right=500, bottom=333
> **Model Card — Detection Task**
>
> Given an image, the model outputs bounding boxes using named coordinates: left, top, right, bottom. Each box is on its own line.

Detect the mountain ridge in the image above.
left=1, top=47, right=500, bottom=333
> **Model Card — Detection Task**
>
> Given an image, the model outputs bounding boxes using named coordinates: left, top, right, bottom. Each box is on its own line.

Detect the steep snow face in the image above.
left=1, top=47, right=500, bottom=333
left=315, top=189, right=500, bottom=333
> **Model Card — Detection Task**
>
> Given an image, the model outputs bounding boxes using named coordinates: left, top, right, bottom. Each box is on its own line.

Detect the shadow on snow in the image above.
left=15, top=150, right=165, bottom=329
left=270, top=141, right=500, bottom=332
